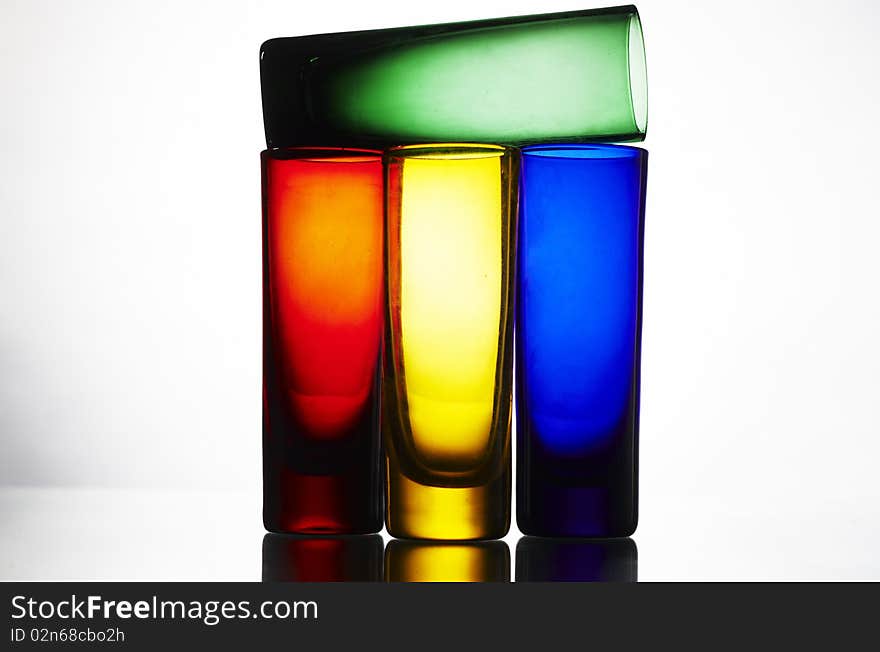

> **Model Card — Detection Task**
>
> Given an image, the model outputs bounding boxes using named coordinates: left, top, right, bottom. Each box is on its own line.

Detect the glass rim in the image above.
left=521, top=143, right=646, bottom=161
left=261, top=146, right=383, bottom=163
left=386, top=143, right=513, bottom=161
left=627, top=10, right=648, bottom=135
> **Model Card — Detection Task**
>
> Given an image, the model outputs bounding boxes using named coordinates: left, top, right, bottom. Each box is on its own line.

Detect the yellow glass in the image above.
left=384, top=144, right=516, bottom=540
left=385, top=540, right=510, bottom=582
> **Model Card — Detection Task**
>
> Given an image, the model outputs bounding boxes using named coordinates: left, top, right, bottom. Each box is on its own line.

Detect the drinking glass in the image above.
left=262, top=147, right=384, bottom=534
left=383, top=144, right=517, bottom=540
left=260, top=5, right=647, bottom=147
left=516, top=144, right=647, bottom=537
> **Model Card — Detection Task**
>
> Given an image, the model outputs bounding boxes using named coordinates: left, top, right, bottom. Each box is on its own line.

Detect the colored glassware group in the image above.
left=261, top=5, right=649, bottom=542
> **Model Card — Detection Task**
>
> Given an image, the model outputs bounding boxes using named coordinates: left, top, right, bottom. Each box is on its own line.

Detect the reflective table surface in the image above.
left=1, top=488, right=877, bottom=581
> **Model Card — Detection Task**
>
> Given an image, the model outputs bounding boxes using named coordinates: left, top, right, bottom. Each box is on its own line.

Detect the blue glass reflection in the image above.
left=515, top=537, right=638, bottom=582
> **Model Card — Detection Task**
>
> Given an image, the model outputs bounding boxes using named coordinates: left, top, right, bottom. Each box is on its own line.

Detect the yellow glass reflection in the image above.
left=383, top=144, right=516, bottom=540
left=385, top=540, right=510, bottom=582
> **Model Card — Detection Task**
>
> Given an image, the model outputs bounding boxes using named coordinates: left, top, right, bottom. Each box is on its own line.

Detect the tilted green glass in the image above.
left=260, top=5, right=647, bottom=147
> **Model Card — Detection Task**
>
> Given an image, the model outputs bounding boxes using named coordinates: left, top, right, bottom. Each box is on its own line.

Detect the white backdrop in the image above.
left=1, top=0, right=879, bottom=579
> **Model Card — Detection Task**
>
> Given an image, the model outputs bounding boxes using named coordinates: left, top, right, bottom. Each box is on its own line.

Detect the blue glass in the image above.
left=516, top=144, right=647, bottom=537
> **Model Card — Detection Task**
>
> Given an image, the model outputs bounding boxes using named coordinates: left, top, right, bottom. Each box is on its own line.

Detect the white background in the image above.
left=1, top=0, right=879, bottom=580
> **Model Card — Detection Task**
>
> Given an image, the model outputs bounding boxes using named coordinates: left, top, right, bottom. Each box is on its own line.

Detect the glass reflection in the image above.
left=515, top=537, right=637, bottom=582
left=385, top=540, right=510, bottom=582
left=262, top=534, right=383, bottom=582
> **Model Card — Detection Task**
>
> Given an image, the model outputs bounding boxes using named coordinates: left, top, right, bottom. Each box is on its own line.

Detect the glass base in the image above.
left=517, top=482, right=637, bottom=538
left=263, top=467, right=382, bottom=535
left=386, top=467, right=510, bottom=540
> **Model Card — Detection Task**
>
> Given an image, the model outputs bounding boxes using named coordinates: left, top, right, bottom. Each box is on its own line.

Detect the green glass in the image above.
left=260, top=5, right=647, bottom=147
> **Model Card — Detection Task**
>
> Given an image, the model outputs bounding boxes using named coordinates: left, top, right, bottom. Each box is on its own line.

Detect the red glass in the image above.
left=262, top=148, right=384, bottom=534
